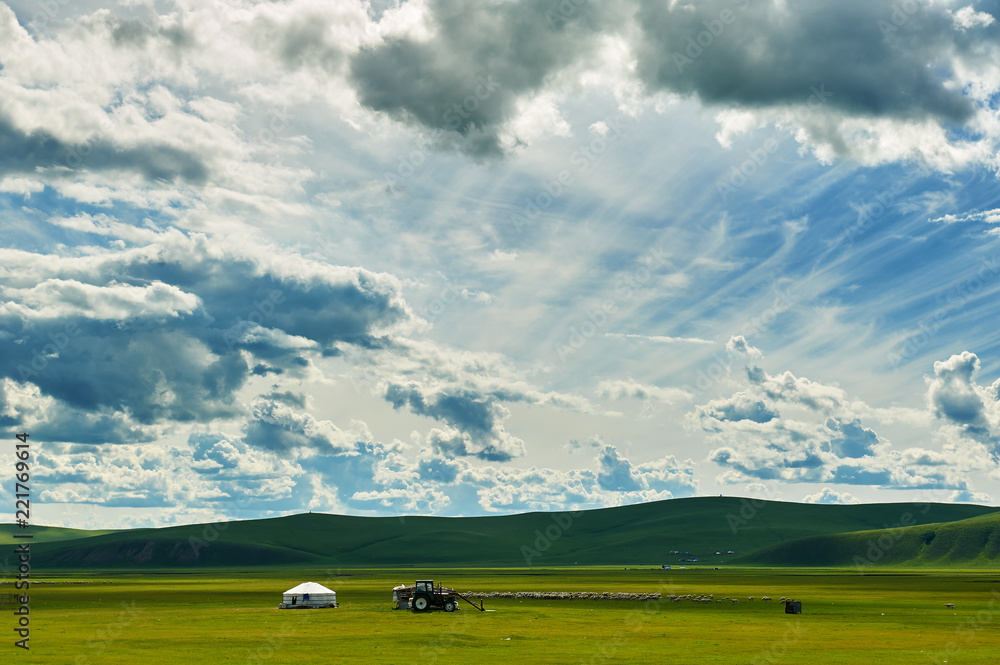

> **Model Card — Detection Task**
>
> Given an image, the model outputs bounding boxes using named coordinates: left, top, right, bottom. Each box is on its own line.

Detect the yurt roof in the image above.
left=283, top=582, right=335, bottom=595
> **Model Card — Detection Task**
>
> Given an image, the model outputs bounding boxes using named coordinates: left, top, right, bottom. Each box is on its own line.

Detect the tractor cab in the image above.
left=414, top=580, right=435, bottom=594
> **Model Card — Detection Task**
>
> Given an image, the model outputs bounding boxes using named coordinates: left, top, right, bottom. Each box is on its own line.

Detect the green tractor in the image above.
left=394, top=580, right=484, bottom=612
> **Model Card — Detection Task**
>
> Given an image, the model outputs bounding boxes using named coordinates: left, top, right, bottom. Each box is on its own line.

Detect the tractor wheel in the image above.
left=444, top=600, right=456, bottom=612
left=413, top=595, right=430, bottom=612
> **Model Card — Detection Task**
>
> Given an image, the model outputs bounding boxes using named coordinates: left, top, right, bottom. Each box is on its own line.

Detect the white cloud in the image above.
left=802, top=487, right=861, bottom=505
left=952, top=6, right=996, bottom=30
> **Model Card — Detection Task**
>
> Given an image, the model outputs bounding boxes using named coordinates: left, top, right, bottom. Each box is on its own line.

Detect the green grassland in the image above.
left=738, top=511, right=1000, bottom=568
left=7, top=567, right=1000, bottom=664
left=5, top=497, right=998, bottom=568
left=4, top=498, right=1000, bottom=662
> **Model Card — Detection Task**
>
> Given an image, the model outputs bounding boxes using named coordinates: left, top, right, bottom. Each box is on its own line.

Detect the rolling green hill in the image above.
left=0, top=524, right=118, bottom=544
left=734, top=510, right=1000, bottom=568
left=4, top=496, right=997, bottom=569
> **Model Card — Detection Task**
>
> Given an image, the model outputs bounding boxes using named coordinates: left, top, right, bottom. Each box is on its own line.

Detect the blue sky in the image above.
left=2, top=0, right=1000, bottom=529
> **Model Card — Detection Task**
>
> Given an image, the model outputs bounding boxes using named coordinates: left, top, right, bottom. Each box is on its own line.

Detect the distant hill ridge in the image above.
left=734, top=509, right=1000, bottom=568
left=1, top=496, right=997, bottom=569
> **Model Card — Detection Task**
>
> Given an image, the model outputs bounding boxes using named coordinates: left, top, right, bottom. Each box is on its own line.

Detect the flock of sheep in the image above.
left=460, top=591, right=797, bottom=604
left=663, top=594, right=786, bottom=604
left=462, top=591, right=663, bottom=601
left=462, top=591, right=957, bottom=610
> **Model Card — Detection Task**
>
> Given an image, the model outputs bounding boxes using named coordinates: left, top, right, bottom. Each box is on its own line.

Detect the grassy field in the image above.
left=8, top=566, right=1000, bottom=664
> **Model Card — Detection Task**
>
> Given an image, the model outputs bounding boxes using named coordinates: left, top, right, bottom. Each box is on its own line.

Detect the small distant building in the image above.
left=279, top=582, right=338, bottom=609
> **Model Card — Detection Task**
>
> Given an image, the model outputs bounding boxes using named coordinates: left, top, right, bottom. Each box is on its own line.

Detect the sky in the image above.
left=1, top=0, right=1000, bottom=530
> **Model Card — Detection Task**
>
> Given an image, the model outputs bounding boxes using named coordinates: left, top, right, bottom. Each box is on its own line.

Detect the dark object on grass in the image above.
left=785, top=600, right=802, bottom=614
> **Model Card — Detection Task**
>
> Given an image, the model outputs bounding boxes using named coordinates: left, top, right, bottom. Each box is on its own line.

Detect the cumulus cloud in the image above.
left=636, top=0, right=976, bottom=121
left=928, top=352, right=991, bottom=429
left=383, top=379, right=526, bottom=462
left=952, top=6, right=997, bottom=30
left=1, top=0, right=996, bottom=186
left=927, top=351, right=1000, bottom=455
left=596, top=444, right=643, bottom=492
left=697, top=392, right=777, bottom=425
left=802, top=487, right=861, bottom=505
left=0, top=113, right=209, bottom=183
left=0, top=227, right=414, bottom=439
left=726, top=335, right=763, bottom=360
left=245, top=397, right=363, bottom=453
left=697, top=346, right=985, bottom=493
left=638, top=0, right=1000, bottom=169
left=349, top=0, right=624, bottom=158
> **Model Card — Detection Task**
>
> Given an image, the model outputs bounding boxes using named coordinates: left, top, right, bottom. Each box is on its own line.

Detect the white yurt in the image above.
left=279, top=582, right=338, bottom=609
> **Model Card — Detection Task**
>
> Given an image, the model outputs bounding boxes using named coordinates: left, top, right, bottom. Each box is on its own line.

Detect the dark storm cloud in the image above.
left=633, top=0, right=984, bottom=122
left=350, top=0, right=995, bottom=157
left=350, top=0, right=622, bottom=157
left=0, top=113, right=209, bottom=183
